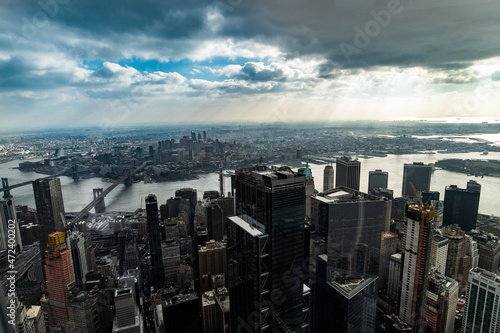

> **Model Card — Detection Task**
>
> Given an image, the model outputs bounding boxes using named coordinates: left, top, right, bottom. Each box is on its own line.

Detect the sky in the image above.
left=1, top=0, right=500, bottom=129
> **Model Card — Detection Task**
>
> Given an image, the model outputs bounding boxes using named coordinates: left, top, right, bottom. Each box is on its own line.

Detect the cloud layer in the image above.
left=1, top=0, right=500, bottom=128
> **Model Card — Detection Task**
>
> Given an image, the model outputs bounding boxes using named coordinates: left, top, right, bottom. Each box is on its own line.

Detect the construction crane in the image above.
left=409, top=181, right=423, bottom=207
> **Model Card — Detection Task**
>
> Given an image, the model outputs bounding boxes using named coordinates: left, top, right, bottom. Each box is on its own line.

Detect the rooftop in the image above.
left=228, top=215, right=264, bottom=237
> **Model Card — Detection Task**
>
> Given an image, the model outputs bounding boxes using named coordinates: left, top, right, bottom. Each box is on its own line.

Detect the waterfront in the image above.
left=1, top=151, right=500, bottom=216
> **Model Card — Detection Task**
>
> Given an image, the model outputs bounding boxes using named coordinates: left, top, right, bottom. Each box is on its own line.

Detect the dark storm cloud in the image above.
left=235, top=63, right=286, bottom=82
left=0, top=55, right=70, bottom=91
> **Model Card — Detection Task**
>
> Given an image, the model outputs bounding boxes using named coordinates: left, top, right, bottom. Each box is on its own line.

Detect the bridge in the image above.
left=1, top=165, right=85, bottom=198
left=69, top=161, right=149, bottom=224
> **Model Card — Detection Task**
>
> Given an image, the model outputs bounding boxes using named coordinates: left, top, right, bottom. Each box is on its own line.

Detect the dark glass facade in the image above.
left=146, top=194, right=165, bottom=290
left=401, top=162, right=432, bottom=198
left=312, top=255, right=378, bottom=333
left=233, top=165, right=305, bottom=332
left=443, top=185, right=480, bottom=231
left=312, top=187, right=385, bottom=277
left=335, top=157, right=361, bottom=191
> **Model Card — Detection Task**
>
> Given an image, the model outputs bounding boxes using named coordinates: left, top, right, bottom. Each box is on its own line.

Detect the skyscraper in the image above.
left=69, top=231, right=89, bottom=289
left=311, top=187, right=386, bottom=276
left=466, top=180, right=481, bottom=193
left=424, top=272, right=458, bottom=333
left=368, top=169, right=388, bottom=192
left=429, top=234, right=449, bottom=275
left=44, top=232, right=75, bottom=328
left=401, top=162, right=432, bottom=198
left=335, top=157, right=361, bottom=190
left=462, top=267, right=500, bottom=333
left=0, top=196, right=23, bottom=252
left=232, top=165, right=306, bottom=332
left=298, top=161, right=315, bottom=217
left=33, top=178, right=66, bottom=261
left=146, top=194, right=165, bottom=290
left=112, top=288, right=141, bottom=333
left=399, top=204, right=435, bottom=330
left=323, top=164, right=334, bottom=192
left=312, top=255, right=378, bottom=333
left=443, top=185, right=480, bottom=231
left=198, top=240, right=227, bottom=282
left=227, top=215, right=269, bottom=332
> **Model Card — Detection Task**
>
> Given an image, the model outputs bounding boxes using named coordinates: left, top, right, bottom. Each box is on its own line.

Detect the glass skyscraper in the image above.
left=231, top=165, right=306, bottom=332
left=146, top=194, right=165, bottom=291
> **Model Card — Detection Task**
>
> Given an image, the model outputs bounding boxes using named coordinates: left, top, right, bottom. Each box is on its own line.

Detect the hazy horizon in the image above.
left=1, top=0, right=500, bottom=130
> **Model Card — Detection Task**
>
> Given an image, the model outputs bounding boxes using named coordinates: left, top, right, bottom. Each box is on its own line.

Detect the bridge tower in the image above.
left=93, top=188, right=105, bottom=213
left=72, top=163, right=79, bottom=180
left=124, top=169, right=133, bottom=185
left=1, top=178, right=11, bottom=198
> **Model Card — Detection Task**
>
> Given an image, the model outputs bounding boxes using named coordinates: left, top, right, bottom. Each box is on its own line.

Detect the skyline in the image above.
left=1, top=0, right=500, bottom=129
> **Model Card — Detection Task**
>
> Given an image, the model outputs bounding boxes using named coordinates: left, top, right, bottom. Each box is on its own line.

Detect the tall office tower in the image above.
left=312, top=255, right=378, bottom=333
left=441, top=225, right=467, bottom=282
left=469, top=230, right=500, bottom=273
left=207, top=197, right=234, bottom=241
left=203, top=131, right=207, bottom=142
left=311, top=187, right=385, bottom=276
left=227, top=215, right=269, bottom=332
left=424, top=272, right=458, bottom=333
left=162, top=240, right=181, bottom=284
left=298, top=161, right=315, bottom=217
left=26, top=305, right=46, bottom=333
left=387, top=253, right=402, bottom=303
left=335, top=157, right=361, bottom=190
left=112, top=288, right=141, bottom=333
left=175, top=188, right=198, bottom=236
left=0, top=197, right=23, bottom=252
left=429, top=234, right=449, bottom=275
left=443, top=185, right=480, bottom=231
left=67, top=287, right=99, bottom=333
left=10, top=300, right=35, bottom=333
left=399, top=204, right=435, bottom=330
left=33, top=178, right=65, bottom=261
left=207, top=204, right=224, bottom=241
left=401, top=162, right=432, bottom=198
left=44, top=232, right=75, bottom=328
left=163, top=291, right=201, bottom=332
left=201, top=287, right=230, bottom=333
left=323, top=164, right=334, bottom=192
left=466, top=180, right=481, bottom=193
left=69, top=231, right=89, bottom=289
left=198, top=240, right=227, bottom=281
left=465, top=235, right=480, bottom=269
left=146, top=194, right=165, bottom=290
left=379, top=232, right=400, bottom=290
left=232, top=165, right=306, bottom=332
left=462, top=267, right=500, bottom=333
left=368, top=169, right=389, bottom=192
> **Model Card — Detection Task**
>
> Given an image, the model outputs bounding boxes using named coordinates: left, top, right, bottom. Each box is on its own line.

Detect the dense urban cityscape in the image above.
left=0, top=123, right=500, bottom=333
left=2, top=0, right=500, bottom=332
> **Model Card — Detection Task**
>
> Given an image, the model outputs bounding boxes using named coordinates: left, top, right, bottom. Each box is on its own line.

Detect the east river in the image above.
left=1, top=151, right=500, bottom=216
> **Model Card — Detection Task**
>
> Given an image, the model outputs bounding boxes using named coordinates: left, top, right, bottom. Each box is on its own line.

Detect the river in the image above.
left=1, top=151, right=499, bottom=216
